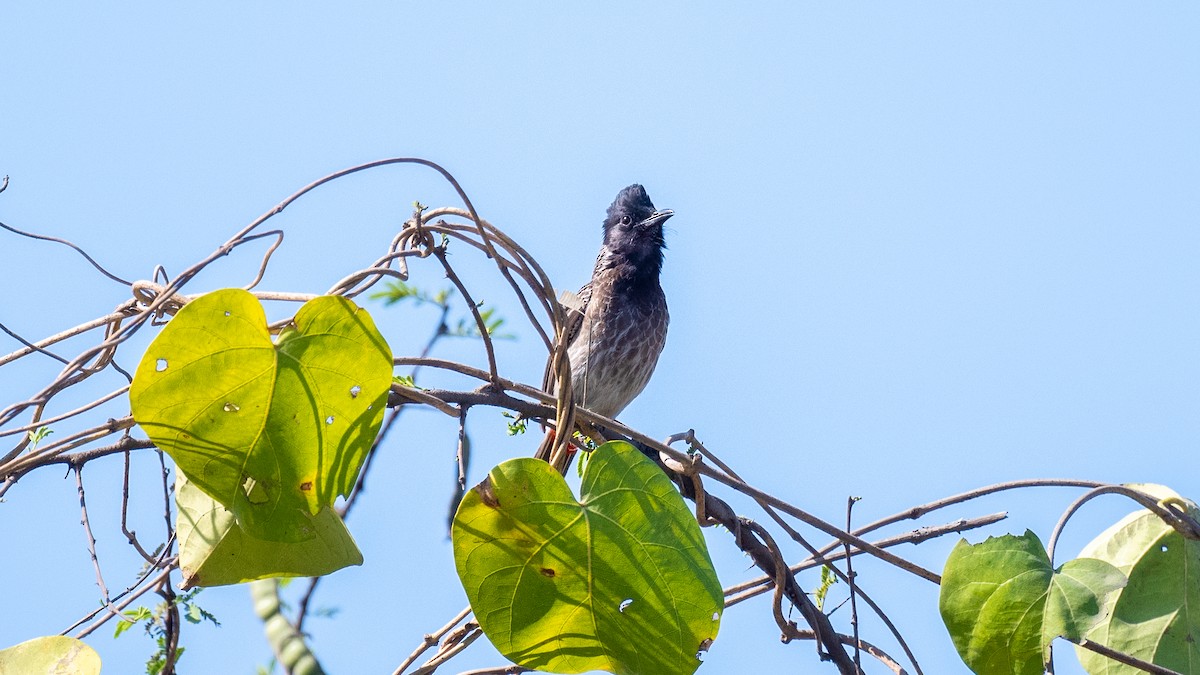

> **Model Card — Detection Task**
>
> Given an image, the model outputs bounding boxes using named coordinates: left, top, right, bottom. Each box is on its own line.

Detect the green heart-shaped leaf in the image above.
left=131, top=289, right=392, bottom=542
left=939, top=530, right=1125, bottom=675
left=175, top=472, right=362, bottom=588
left=452, top=441, right=722, bottom=675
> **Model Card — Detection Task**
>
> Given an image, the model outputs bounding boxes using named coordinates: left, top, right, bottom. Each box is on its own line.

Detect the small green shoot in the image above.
left=27, top=426, right=53, bottom=450
left=814, top=565, right=839, bottom=612
left=113, top=589, right=220, bottom=674
left=502, top=412, right=528, bottom=436
left=371, top=281, right=515, bottom=340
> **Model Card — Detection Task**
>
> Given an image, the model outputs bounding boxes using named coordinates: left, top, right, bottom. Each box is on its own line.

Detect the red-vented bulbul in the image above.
left=536, top=184, right=673, bottom=463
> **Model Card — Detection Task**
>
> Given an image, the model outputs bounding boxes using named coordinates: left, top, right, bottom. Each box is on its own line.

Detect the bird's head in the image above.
left=601, top=184, right=673, bottom=276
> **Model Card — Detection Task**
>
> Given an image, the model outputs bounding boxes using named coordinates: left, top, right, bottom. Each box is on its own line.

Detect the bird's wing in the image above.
left=562, top=279, right=592, bottom=348
left=542, top=269, right=594, bottom=395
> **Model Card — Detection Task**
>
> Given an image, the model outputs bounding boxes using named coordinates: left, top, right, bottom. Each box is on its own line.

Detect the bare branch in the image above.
left=1067, top=637, right=1181, bottom=675
left=392, top=606, right=472, bottom=675
left=0, top=217, right=133, bottom=285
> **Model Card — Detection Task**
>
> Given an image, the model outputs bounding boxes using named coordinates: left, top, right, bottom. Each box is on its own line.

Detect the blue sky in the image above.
left=2, top=4, right=1197, bottom=674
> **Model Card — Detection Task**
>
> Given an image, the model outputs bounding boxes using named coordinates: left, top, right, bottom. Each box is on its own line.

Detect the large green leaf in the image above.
left=452, top=441, right=722, bottom=675
left=175, top=472, right=362, bottom=588
left=131, top=289, right=392, bottom=542
left=0, top=636, right=101, bottom=675
left=1075, top=485, right=1200, bottom=674
left=939, top=530, right=1125, bottom=675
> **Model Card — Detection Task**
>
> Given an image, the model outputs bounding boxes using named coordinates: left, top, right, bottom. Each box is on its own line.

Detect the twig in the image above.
left=391, top=383, right=461, bottom=417
left=723, top=512, right=1008, bottom=605
left=239, top=230, right=285, bottom=291
left=0, top=320, right=71, bottom=365
left=1048, top=484, right=1200, bottom=563
left=456, top=407, right=470, bottom=493
left=0, top=309, right=133, bottom=369
left=156, top=447, right=173, bottom=542
left=121, top=450, right=156, bottom=563
left=392, top=607, right=472, bottom=675
left=0, top=386, right=129, bottom=440
left=841, top=478, right=1105, bottom=546
left=73, top=566, right=175, bottom=639
left=0, top=218, right=133, bottom=285
left=845, top=496, right=863, bottom=672
left=157, top=581, right=180, bottom=675
left=429, top=242, right=500, bottom=385
left=75, top=467, right=115, bottom=615
left=68, top=548, right=176, bottom=638
left=1067, top=637, right=1181, bottom=674
left=1, top=420, right=144, bottom=481
left=784, top=630, right=911, bottom=675
left=408, top=622, right=483, bottom=675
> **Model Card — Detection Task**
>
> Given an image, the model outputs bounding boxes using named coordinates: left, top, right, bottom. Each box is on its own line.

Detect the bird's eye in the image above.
left=620, top=215, right=633, bottom=226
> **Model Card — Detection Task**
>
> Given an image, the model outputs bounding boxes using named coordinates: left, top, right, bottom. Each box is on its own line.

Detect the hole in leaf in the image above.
left=350, top=385, right=362, bottom=398
left=712, top=612, right=720, bottom=621
left=300, top=481, right=313, bottom=491
left=367, top=404, right=373, bottom=411
left=1162, top=545, right=1169, bottom=553
left=696, top=637, right=714, bottom=660
left=155, top=358, right=168, bottom=372
left=224, top=310, right=231, bottom=317
left=325, top=415, right=335, bottom=425
left=223, top=402, right=240, bottom=412
left=619, top=598, right=633, bottom=613
left=539, top=568, right=556, bottom=578
left=242, top=477, right=268, bottom=504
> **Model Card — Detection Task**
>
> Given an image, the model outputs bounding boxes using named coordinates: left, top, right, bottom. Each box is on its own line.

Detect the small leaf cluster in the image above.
left=26, top=425, right=52, bottom=449
left=501, top=411, right=527, bottom=436
left=371, top=280, right=514, bottom=339
left=113, top=589, right=220, bottom=675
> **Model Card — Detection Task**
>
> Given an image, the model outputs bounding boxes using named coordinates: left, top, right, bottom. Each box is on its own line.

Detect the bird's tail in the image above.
left=534, top=428, right=580, bottom=473
left=533, top=428, right=556, bottom=462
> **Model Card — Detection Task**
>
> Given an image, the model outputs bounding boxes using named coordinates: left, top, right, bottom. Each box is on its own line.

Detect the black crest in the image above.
left=604, top=184, right=657, bottom=227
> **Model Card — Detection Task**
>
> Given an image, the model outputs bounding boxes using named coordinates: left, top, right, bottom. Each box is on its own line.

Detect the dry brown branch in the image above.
left=723, top=512, right=1009, bottom=606
left=1048, top=484, right=1200, bottom=563
left=407, top=621, right=485, bottom=675
left=783, top=629, right=911, bottom=675
left=1066, top=637, right=1181, bottom=675
left=392, top=607, right=473, bottom=675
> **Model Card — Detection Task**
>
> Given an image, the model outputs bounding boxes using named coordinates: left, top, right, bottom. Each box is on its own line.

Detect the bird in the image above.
left=535, top=184, right=673, bottom=466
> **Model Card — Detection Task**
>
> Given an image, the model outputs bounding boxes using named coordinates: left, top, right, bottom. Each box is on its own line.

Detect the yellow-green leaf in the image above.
left=175, top=472, right=362, bottom=588
left=1075, top=485, right=1200, bottom=673
left=0, top=636, right=101, bottom=675
left=130, top=289, right=391, bottom=542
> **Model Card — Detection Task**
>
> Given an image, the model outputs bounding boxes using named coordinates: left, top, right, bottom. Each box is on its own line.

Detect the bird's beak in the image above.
left=641, top=209, right=674, bottom=227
